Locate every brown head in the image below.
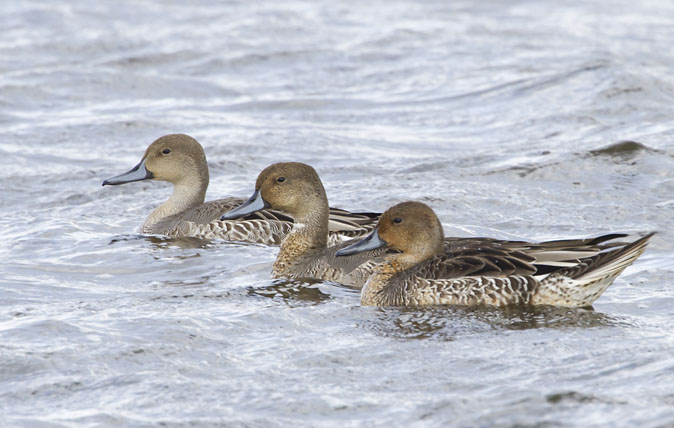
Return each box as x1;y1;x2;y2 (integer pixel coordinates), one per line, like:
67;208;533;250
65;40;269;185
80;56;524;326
102;134;209;187
221;162;328;222
336;201;444;267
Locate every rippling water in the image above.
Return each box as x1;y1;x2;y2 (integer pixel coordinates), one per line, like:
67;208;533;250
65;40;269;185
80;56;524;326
2;1;674;426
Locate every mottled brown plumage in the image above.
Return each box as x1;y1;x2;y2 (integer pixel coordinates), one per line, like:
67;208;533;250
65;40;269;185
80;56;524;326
102;135;379;244
337;202;654;307
221;162;387;287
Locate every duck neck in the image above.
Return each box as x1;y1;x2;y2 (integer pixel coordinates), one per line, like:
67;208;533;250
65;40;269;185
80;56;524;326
361;258;407;306
272;198;330;276
143;175;208;231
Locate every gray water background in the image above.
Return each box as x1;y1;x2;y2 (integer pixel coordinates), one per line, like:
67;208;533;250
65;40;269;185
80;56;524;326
1;0;674;426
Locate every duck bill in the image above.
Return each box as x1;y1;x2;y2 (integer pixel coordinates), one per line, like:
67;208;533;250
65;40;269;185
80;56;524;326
220;190;269;220
336;228;388;257
102;159;153;186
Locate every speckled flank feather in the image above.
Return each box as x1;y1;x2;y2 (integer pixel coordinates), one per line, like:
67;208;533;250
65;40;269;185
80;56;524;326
362;259;538;307
184;217;370;246
186;219;294;245
405;276;538;307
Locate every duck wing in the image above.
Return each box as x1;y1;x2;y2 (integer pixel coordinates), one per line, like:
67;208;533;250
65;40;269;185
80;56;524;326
327;208;380;241
431;233;631;279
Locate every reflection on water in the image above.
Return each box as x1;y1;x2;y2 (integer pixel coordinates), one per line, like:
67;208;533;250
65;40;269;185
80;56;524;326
362;305;630;340
495;305;631;330
110;233;224;250
246;278;334;306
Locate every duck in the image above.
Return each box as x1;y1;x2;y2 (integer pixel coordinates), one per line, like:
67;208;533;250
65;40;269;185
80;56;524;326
336;201;654;307
102;134;379;245
220;162;388;287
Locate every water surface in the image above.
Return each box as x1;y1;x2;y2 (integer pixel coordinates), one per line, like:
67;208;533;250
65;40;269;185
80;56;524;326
1;1;674;426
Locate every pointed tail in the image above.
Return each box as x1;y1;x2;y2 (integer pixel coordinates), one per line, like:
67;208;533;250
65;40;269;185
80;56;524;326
532;233;655;307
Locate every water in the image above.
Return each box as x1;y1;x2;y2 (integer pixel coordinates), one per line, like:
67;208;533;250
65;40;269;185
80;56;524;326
1;0;674;426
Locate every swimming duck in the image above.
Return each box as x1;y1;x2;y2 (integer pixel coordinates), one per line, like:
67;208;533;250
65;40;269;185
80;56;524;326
102;134;378;244
336;201;654;307
220;162;387;287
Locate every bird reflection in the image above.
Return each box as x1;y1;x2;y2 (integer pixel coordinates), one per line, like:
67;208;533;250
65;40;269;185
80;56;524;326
247;278;333;306
361;305;630;340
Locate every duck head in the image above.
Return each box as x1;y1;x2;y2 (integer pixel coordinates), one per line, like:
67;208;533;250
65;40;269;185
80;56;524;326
102;134;208;186
336;201;444;267
221;162;327;221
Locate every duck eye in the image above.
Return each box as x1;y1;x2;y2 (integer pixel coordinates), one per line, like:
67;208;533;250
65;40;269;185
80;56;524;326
393;217;403;224
277;176;286;183
162;148;171;154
